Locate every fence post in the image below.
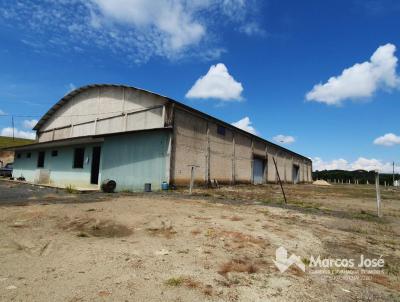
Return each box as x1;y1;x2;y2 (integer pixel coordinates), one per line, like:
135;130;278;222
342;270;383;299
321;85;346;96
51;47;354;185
375;172;382;218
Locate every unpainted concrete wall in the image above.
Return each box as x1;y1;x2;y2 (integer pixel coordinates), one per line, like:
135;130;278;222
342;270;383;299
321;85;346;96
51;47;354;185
0;151;14;167
171;108;312;186
38;86;165;142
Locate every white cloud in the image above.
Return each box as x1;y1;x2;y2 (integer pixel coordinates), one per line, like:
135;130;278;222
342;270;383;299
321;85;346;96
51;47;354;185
92;0;205;51
373;133;400;146
67;83;76;93
0;0;262;63
0;110;5;116
239;22;266;36
306;43;400;105
273;134;295;145
313;157;395;173
22;119;38;129
186;63;243;101
231;117;257;134
1;127;35;140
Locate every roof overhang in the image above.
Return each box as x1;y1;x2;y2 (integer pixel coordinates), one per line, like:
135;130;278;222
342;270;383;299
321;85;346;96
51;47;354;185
7;127;171;152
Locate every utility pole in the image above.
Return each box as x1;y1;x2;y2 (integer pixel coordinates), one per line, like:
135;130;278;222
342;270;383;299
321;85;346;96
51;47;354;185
11;115;14;140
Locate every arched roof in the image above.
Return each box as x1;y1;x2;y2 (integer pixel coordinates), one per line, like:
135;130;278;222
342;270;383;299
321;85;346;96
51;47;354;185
33;83;311;162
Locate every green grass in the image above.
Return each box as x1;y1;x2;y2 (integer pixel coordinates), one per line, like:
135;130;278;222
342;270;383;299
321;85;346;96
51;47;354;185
0;136;34;149
165;277;184;286
65;184;78;194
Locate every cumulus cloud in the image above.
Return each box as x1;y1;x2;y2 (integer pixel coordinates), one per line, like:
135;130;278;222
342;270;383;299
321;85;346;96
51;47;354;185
313;157;395;173
1;127;36;140
0;110;5;116
0;0;263;63
273;134;295;145
186;63;243;101
306;43;400;105
22;119;38;129
373;133;400;146
231;117;257;134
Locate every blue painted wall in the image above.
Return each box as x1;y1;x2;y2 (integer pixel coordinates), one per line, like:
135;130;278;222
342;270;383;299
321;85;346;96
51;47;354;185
13;144;99;187
12;130;169;191
100;130;169;191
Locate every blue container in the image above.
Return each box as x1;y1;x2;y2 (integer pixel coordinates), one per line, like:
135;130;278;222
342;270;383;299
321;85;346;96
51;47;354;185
161;181;169;191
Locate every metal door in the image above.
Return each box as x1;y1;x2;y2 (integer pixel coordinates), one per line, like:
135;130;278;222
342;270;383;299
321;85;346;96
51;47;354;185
253;158;264;184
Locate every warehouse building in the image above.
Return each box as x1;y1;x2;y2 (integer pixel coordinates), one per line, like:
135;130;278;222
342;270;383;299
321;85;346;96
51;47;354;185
11;84;312;191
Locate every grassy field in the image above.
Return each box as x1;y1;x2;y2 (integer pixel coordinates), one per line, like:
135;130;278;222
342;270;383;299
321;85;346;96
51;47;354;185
0;136;34;149
0;181;399;301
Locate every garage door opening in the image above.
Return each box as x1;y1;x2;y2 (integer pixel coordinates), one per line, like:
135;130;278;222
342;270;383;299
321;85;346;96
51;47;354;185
293;164;300;184
253;157;266;185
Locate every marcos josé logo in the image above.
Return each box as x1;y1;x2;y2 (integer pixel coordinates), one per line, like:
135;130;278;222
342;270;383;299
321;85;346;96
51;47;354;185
273;246;305;273
273;246;385;279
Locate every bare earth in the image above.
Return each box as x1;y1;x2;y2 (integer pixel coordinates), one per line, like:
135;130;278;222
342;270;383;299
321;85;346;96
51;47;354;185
0;181;399;301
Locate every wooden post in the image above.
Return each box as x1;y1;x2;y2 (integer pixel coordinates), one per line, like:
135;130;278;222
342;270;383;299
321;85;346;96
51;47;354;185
375;172;382;218
273;157;287;204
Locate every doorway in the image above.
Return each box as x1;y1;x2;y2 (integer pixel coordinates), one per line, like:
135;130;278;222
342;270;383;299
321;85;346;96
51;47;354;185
91;146;101;184
253;157;265;184
292;164;300;184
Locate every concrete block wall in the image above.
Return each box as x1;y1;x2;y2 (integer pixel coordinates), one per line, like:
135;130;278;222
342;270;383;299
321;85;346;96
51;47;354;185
171;108;312;186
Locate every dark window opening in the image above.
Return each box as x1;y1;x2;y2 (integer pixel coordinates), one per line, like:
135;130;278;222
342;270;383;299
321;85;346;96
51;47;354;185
51;150;58;157
17;153;21;159
27;153;31;158
37;151;45;168
217;125;226;136
73;148;85;168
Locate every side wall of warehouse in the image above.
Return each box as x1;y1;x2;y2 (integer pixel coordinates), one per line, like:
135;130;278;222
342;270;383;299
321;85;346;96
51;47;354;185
171;107;312;186
101;130;170;192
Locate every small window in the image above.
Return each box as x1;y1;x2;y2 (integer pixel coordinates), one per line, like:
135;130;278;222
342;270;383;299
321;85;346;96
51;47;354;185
217;125;226;136
26;153;31;158
51;150;58;157
37;151;45;168
73;148;85;168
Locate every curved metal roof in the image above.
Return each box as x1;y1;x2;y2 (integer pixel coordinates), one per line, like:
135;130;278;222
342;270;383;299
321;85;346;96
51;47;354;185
33;83;311;162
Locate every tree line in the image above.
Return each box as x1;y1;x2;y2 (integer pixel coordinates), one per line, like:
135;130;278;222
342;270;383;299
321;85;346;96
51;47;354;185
312;170;399;185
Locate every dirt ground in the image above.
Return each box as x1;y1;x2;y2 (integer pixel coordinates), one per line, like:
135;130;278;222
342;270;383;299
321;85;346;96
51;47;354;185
0;181;399;301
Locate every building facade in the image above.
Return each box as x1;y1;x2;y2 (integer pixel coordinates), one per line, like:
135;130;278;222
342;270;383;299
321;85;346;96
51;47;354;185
12;84;312;191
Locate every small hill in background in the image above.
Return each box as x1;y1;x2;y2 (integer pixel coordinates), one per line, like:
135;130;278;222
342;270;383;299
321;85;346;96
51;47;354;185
0;136;35;149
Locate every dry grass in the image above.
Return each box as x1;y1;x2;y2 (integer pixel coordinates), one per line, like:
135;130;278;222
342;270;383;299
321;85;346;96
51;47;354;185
60;217;133;238
219;230;267;248
218;258;259;277
190;229;202;236
164;276;214;296
146;225;177;239
229;215;243;221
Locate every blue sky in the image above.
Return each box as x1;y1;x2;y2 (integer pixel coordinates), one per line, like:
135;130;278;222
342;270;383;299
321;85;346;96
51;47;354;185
0;0;399;172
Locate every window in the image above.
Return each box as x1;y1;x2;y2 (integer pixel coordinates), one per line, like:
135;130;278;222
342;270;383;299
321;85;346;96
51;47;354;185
27;153;31;158
17;153;21;159
73;148;85;168
37;151;45;168
51;150;58;157
217;125;226;136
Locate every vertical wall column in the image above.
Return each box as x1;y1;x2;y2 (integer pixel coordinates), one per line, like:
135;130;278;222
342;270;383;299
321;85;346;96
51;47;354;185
251;138;254;184
264;145;268;183
231;133;236;184
206;122;211;185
